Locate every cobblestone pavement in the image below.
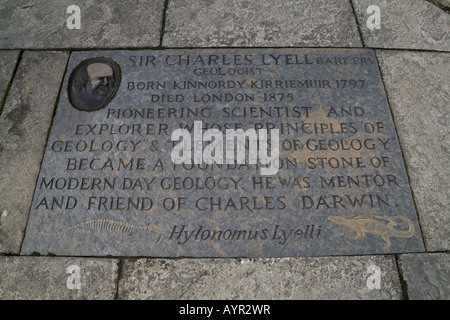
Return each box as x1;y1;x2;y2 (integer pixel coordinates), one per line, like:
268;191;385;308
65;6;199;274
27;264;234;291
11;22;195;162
0;0;448;300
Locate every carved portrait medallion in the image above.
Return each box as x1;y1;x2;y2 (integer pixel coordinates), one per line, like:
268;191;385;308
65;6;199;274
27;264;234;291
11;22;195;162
68;57;121;111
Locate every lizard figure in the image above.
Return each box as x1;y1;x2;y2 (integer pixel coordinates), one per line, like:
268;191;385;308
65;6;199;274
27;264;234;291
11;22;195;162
328;215;415;249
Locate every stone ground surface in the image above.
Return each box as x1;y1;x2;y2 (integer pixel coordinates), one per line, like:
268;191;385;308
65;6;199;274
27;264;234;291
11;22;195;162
0;0;449;300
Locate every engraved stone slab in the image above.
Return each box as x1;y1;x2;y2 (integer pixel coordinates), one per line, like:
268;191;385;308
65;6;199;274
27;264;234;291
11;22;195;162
21;49;425;257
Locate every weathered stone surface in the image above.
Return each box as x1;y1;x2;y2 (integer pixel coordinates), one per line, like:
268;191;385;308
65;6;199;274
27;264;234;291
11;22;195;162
0;51;69;253
118;256;402;299
376;50;450;251
399;253;450;300
0;51;19;106
0;0;164;49
352;0;450;51
164;0;362;47
0;256;118;299
431;0;450;10
20;48;424;257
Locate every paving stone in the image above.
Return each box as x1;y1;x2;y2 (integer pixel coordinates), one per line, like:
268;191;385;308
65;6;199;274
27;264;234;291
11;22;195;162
431;0;450;10
0;256;118;299
0;0;164;49
163;0;362;47
352;0;450;51
118;256;402;300
399;253;450;300
0;51;69;253
376;51;450;251
0;51;20;107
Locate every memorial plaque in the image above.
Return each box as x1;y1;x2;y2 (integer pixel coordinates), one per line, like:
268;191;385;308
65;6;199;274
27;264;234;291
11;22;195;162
21;49;425;257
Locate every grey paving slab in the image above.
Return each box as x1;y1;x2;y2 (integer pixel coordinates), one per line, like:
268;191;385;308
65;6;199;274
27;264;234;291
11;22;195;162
0;50;19;107
0;51;68;254
118;256;402;300
352;0;450;51
0;256;118;299
163;0;362;47
0;0;164;49
399;253;450;300
376;50;450;251
431;0;450;10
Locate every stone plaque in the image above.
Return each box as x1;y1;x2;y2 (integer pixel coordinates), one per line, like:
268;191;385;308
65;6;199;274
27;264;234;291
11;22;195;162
21;49;425;257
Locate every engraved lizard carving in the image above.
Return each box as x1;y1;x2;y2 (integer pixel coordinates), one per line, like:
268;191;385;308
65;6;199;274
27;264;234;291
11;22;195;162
328;215;415;249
